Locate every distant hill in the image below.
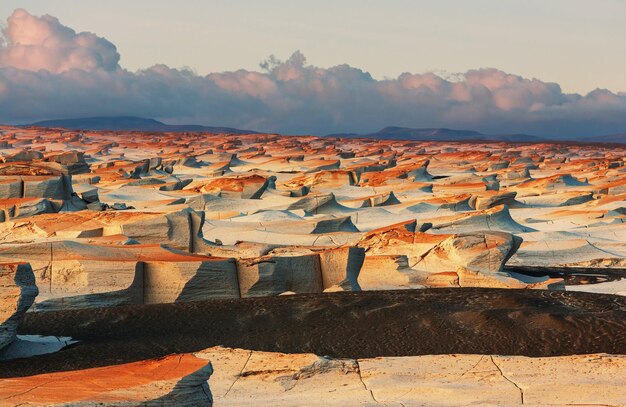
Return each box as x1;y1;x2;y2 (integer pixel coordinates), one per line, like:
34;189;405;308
588;132;626;144
28;116;258;134
328;126;543;142
25;118;626;144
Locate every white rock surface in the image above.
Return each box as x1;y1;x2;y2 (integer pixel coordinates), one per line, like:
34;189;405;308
198;347;626;406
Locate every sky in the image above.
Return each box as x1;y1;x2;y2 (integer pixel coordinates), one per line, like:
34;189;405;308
0;2;625;137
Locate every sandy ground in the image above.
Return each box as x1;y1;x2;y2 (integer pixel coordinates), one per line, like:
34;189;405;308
2;289;624;378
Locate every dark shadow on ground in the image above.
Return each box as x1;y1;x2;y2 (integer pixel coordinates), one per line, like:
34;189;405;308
3;288;625;377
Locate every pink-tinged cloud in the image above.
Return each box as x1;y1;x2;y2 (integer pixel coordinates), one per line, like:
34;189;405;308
0;8;119;73
1;9;626;137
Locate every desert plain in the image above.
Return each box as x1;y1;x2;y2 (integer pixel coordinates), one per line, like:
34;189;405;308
0;125;625;406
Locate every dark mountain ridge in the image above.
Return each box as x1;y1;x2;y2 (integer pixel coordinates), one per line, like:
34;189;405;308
22;117;626;144
27;116;258;134
328;126;543;142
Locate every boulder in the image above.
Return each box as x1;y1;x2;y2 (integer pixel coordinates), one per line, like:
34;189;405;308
469;191;517;210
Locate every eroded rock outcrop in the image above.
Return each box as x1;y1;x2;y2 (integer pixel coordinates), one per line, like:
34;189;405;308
0;242;240;310
355;220;553;288
0;125;623;302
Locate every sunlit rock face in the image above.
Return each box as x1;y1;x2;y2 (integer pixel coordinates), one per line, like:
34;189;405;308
0;124;626;310
2;347;624;406
0;353;214;406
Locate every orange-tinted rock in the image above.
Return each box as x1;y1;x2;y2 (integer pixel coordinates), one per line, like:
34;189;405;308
0;354;212;405
0;124;623;300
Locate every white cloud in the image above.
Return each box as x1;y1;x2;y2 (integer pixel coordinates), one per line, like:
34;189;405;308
1;9;626;137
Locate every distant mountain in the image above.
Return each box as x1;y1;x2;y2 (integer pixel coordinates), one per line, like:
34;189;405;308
28;116;258;134
25;118;625;144
328;126;543;142
588;132;626;144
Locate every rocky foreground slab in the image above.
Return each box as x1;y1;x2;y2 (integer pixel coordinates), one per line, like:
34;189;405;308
1;347;624;406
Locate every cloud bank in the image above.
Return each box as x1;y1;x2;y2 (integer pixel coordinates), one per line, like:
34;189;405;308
1;8;626;137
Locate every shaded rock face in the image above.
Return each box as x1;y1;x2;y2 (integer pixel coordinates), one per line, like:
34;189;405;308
235;247;366;297
144;259;240;304
0;240;368;310
122;207;206;252
46;151;90;174
237;253;324;297
0;161;89;222
0;174;73;201
0;242;243;311
0;262;38;350
318;247;365;291
0;232;521;310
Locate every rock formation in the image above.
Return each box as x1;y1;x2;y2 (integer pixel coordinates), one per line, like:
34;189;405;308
0;124;623;315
